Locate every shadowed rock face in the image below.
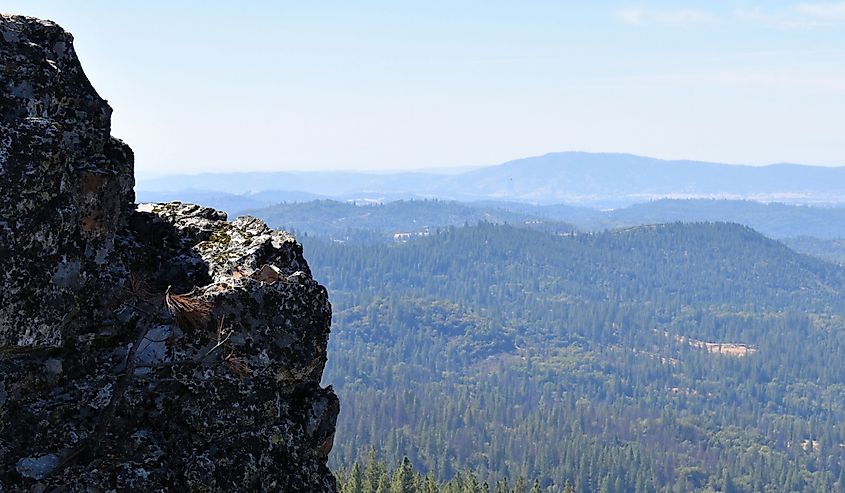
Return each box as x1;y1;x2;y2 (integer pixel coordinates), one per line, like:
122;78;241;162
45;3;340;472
0;14;338;492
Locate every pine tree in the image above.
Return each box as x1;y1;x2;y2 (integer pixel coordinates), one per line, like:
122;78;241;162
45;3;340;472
346;463;365;493
365;448;386;493
463;471;482;493
495;479;510;493
391;457;417;493
376;472;391;493
424;472;440;493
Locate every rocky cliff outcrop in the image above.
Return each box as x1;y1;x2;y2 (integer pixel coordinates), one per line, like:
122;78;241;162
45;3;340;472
0;14;338;491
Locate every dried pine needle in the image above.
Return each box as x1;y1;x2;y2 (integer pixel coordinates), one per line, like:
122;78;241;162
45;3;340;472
224;353;251;378
164;287;213;331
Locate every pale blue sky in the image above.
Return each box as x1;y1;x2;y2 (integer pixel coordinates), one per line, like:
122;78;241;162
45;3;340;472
5;1;845;175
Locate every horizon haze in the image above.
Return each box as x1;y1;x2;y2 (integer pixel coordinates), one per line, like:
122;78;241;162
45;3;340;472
4;1;845;175
136;151;845;208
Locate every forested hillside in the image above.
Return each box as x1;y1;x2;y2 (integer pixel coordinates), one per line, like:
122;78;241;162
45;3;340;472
335;453;562;493
310;223;845;492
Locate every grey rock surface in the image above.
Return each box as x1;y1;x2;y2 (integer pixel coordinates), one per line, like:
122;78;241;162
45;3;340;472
0;14;338;492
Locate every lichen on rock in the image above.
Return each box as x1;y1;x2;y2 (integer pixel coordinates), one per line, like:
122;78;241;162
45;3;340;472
0;14;338;492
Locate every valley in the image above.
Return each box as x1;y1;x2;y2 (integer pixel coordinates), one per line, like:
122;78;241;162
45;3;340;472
307;222;845;491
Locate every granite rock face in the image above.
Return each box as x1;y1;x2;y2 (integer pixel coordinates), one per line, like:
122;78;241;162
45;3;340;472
0;14;338;492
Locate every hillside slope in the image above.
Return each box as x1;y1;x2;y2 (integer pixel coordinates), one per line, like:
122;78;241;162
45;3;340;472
311;223;845;491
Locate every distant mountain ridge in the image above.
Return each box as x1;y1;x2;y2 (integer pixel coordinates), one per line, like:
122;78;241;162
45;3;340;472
241;198;845;242
246;199;576;241
137;152;845;207
601;199;845;239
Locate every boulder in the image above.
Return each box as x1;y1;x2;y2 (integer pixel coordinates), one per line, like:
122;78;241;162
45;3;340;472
0;14;338;492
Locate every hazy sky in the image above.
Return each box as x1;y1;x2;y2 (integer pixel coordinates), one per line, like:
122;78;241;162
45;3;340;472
5;1;845;175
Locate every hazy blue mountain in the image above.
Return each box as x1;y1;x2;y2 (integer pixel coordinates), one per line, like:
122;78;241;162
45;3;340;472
136;189;267;215
489;199;845;239
468;199;608;225
446;153;845;206
136;170;447;197
782;236;845;265
238;189;329;204
135;189;330;216
602;199;845;239
471;199;845;238
242;198;845;241
245;199;576;241
137;152;845;207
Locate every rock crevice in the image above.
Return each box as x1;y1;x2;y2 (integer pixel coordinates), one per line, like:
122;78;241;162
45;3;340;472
0;14;338;492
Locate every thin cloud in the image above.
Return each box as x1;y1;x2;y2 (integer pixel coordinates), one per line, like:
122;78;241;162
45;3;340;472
613;6;717;26
735;2;845;28
589;68;845;94
796;1;845;19
613;7;644;25
654;8;718;25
